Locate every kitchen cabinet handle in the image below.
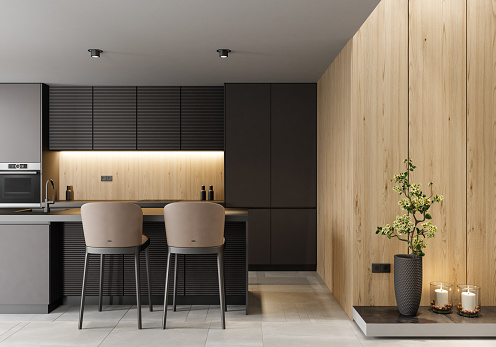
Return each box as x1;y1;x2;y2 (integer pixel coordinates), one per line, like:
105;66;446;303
0;171;39;175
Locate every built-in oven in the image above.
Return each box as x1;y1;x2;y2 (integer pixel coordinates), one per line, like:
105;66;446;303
0;163;41;207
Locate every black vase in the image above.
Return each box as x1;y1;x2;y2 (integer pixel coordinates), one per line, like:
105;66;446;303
394;254;423;316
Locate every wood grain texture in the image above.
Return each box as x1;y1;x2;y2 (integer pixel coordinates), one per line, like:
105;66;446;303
352;0;409;308
58;152;224;201
467;0;496;305
409;0;467;305
317;39;353;317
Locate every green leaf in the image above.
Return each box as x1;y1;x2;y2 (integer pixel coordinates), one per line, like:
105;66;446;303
425;213;432;219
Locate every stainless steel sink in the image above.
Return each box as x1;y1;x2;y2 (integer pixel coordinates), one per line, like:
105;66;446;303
15;208;69;213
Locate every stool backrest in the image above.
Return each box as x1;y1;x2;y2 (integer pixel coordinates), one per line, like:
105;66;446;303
81;202;143;248
164;202;225;248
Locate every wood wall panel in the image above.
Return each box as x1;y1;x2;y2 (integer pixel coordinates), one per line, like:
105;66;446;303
409;0;467;305
58;152;224;201
317;40;353;317
467;0;496;305
352;0;409;307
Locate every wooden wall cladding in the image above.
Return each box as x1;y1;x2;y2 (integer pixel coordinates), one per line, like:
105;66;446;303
352;0;408;308
409;0;467;306
467;0;496;306
317;40;353;317
58;151;224;201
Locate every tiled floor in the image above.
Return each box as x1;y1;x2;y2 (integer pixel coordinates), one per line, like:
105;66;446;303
0;272;495;346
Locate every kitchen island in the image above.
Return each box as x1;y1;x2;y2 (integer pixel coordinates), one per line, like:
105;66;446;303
0;207;248;314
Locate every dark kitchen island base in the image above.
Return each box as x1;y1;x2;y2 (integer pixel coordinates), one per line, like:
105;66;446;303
58;221;247;310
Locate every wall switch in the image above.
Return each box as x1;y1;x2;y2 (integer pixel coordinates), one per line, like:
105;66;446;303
372;263;391;273
101;176;107;182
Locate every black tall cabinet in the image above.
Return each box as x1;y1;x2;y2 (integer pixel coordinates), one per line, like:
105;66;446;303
225;83;316;268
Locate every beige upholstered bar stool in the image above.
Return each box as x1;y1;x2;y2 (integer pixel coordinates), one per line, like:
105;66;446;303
79;202;152;330
163;202;226;329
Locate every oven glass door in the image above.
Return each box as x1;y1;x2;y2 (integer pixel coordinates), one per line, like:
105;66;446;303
0;172;41;203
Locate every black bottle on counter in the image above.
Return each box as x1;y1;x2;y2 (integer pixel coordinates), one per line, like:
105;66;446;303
200;185;206;200
208;185;214;201
66;186;72;201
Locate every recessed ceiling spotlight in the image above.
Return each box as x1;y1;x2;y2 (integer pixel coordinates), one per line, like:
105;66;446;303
88;49;103;58
216;49;231;58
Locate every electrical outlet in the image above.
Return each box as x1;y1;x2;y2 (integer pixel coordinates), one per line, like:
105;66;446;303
372;263;391;273
101;176;107;182
106;176;113;182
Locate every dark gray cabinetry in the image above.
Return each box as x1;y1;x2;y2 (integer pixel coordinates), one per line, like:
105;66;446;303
49;86;93;150
181;87;224;150
270;84;316;208
248;209;271;265
137;87;180;150
93;87;137;150
270;209;316;265
0;84;43;162
225;84;271;207
0;224;62;313
225;83;316;267
49;86;223;151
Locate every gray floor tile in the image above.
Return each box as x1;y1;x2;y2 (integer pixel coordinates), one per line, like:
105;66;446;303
206;321;263;346
0;321;113;346
99;321;209;347
55;305;131;323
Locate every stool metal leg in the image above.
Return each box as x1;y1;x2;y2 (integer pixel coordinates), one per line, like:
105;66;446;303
162;250;172;329
173;254;178;312
217;250;226;329
98;254;104;312
145;247;153;312
134;250;142;329
78;251;90;330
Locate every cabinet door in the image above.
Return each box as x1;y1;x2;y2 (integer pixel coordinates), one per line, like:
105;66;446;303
0;225;49;304
225;84;271;207
270;84;317;207
248;209;271;265
271;209;316;265
0;84;41;162
49;86;93;150
137;87;180;150
93;87;137;150
181;87;224;150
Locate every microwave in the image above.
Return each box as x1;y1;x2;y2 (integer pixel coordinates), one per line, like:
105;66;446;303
0;163;41;207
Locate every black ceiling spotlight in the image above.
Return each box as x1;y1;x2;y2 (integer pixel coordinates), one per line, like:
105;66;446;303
88;49;103;58
217;49;231;58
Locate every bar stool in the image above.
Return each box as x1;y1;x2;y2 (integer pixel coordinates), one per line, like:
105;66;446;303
79;202;152;330
162;202;226;329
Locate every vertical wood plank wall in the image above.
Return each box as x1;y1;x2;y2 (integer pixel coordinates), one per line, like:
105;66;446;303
58;152;224;201
318;0;496;316
352;0;409;307
409;0;467;306
467;0;496;306
317;40;353;317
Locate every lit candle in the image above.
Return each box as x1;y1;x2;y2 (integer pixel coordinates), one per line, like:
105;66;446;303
461;291;476;311
435;288;448;307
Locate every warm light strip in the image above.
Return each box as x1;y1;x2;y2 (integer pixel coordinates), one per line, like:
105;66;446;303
59;151;224;158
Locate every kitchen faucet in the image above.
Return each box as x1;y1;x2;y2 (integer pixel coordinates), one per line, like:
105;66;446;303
44;179;54;213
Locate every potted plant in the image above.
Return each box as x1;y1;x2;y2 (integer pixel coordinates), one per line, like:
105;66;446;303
376;159;444;316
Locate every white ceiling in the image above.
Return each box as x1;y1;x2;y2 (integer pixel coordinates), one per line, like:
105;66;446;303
0;0;380;86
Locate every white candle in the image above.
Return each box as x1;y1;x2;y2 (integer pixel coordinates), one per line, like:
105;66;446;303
461;291;476;311
435;288;448;307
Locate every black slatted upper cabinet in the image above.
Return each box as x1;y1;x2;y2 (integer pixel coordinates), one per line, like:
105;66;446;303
49;87;93;150
137;87;180;150
93;87;137;150
48;86;224;151
181;87;224;150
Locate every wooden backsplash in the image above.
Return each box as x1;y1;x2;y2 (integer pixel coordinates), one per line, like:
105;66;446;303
58;151;224;201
